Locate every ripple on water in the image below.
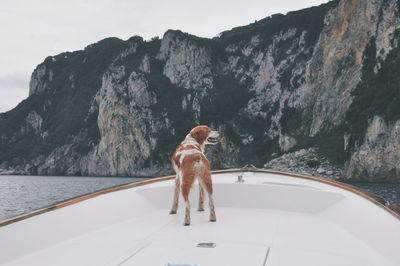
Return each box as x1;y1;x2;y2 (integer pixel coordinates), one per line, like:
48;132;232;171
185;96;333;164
0;175;146;221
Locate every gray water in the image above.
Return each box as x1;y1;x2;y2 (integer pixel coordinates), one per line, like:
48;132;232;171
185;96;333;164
0;175;399;222
344;182;400;205
0;175;146;222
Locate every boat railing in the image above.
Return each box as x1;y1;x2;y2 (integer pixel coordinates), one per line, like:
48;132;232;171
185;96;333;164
236;164;257;183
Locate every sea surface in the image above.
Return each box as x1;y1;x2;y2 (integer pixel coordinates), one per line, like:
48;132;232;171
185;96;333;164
0;175;399;222
0;175;146;222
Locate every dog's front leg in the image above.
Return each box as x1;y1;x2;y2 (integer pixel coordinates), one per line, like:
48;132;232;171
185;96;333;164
169;176;180;214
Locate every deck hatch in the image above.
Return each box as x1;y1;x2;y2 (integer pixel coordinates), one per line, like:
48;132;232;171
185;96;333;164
196;242;216;248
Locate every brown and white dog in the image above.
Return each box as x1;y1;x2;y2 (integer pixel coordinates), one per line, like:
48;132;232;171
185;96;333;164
169;125;219;226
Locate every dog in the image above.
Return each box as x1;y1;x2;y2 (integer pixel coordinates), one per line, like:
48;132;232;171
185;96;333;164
169;125;219;226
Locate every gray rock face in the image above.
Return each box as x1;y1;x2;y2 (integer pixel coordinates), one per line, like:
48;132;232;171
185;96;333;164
159;31;213;92
23;111;43;135
306;0;375;135
158;31;214;122
346;116;400;182
265;148;343;179
84;67;160;176
306;0;400;136
2;0;400;181
37;135;83;176
29;64;53;96
221;26;314;154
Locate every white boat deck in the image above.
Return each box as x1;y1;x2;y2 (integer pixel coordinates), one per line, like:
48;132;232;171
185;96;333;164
0;171;399;266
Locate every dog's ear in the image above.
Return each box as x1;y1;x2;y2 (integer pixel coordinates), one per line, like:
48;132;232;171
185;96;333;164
190;126;210;144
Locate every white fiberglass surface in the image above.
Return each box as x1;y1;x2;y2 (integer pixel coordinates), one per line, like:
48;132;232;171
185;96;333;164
121;241;269;266
0;172;399;266
137;182;344;213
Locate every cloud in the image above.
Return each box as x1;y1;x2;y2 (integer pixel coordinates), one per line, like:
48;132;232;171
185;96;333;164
0;73;29;113
0;86;28;113
0;73;29;90
0;0;329;113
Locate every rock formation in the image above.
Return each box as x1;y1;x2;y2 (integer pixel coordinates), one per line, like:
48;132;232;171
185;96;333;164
1;0;400;182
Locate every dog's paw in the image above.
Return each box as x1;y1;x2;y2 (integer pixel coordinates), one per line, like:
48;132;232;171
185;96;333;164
169;210;177;215
183;221;190;226
197;208;205;212
209;217;217;222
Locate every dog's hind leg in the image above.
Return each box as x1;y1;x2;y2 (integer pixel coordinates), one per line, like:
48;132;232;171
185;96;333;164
182;182;192;226
208;194;216;222
198;182;205;212
181;172;196;226
202;172;216;222
169;176;180;214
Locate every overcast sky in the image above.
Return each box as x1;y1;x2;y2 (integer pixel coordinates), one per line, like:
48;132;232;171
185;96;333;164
0;0;328;113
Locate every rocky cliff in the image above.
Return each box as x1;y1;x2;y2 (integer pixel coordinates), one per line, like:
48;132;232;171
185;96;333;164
1;0;400;181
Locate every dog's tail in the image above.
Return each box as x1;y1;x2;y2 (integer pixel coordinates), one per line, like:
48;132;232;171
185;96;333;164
193;154;206;178
192;154;206;172
192;154;203;165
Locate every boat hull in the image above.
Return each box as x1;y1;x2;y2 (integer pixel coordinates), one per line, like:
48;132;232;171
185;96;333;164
0;169;399;266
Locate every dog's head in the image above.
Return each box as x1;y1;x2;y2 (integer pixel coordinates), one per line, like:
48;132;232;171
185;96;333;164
190;125;219;146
